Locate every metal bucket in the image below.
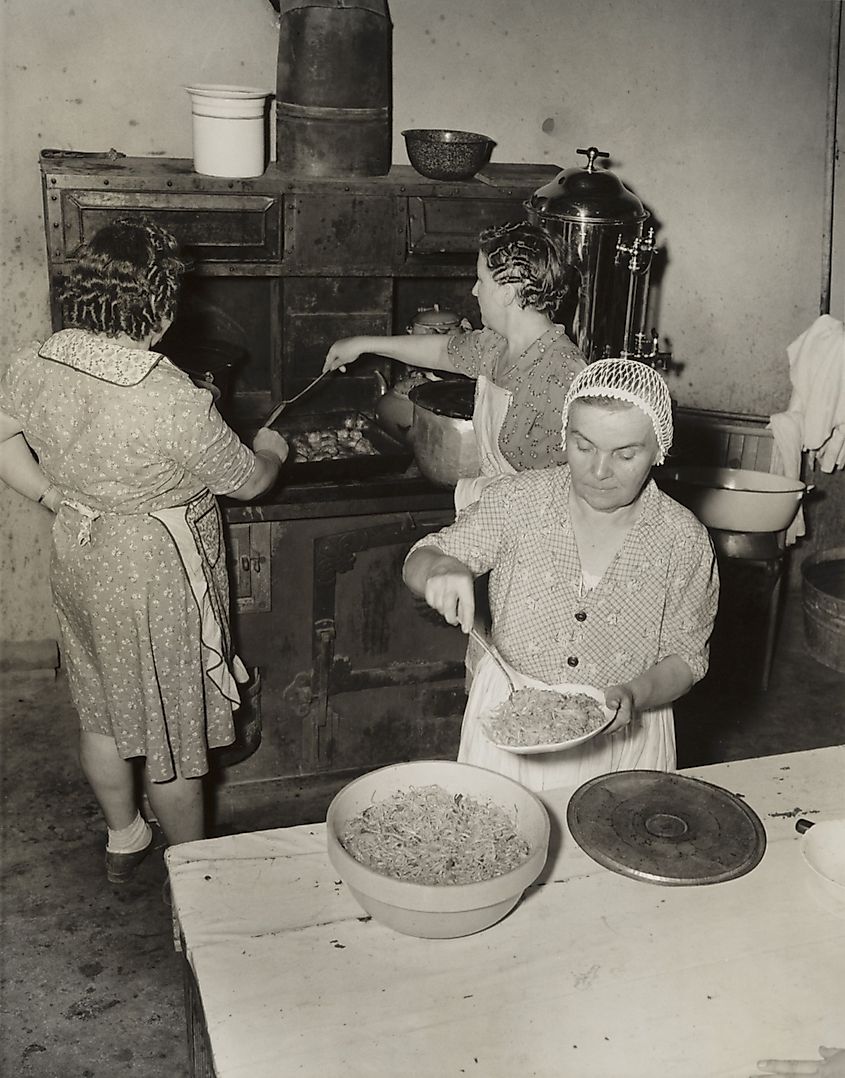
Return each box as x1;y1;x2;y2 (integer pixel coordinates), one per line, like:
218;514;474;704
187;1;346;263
801;547;845;673
276;0;392;177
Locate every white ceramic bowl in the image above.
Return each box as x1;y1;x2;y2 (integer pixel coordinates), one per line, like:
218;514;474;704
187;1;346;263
656;465;805;533
326;760;550;938
801;819;845;913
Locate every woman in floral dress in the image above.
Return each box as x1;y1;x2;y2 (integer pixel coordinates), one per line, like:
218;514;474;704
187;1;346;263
323;220;587;684
0;219;288;881
323;219;587;512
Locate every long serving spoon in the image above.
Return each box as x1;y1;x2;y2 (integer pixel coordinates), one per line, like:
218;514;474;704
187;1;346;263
260;369;333;431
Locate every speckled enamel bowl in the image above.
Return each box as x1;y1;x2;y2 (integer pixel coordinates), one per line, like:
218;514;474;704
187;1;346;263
401;129;495;181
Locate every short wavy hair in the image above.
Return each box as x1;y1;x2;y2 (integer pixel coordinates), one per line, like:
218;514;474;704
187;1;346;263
479;220;569;318
61;217;186;339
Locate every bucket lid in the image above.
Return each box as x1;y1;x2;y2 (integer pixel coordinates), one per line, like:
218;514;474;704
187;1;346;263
567;770;767;886
408;378;474;419
411;305;461;329
185;84;271;100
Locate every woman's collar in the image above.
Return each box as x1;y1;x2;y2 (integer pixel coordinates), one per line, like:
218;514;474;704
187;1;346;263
39;328;162;387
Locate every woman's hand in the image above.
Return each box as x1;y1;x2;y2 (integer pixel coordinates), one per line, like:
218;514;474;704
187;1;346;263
603;655;695;732
755;1047;845;1076
403;547;475;633
252;427;289;465
0;417;64;511
229;428;289;501
39;485;63;514
602;683;634;733
323;337;367;374
424;564;475;633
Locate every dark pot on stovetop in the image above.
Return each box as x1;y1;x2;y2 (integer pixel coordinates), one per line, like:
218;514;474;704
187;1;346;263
161;337;247;402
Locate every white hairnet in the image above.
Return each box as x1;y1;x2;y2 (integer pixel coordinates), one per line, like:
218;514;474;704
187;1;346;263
562;359;673;464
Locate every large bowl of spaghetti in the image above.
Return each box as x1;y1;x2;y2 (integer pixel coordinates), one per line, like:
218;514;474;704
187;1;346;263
326;761;550;938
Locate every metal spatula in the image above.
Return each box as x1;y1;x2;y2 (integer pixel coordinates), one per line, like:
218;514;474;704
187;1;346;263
260;369;333;430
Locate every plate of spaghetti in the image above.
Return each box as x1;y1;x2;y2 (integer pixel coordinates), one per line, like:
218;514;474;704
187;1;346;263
482;683;617;754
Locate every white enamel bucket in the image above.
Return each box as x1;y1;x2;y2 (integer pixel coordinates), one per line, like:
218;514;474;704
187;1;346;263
185;84;270;178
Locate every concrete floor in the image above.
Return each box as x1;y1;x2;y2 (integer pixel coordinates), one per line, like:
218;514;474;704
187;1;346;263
2;583;844;1078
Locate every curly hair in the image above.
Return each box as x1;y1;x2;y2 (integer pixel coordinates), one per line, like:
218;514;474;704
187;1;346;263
479;220;569;317
61;218;186;340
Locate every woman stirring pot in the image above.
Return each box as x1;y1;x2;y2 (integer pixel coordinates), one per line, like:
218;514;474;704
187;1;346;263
0;219;288;880
323;219;587;512
403;359;719;791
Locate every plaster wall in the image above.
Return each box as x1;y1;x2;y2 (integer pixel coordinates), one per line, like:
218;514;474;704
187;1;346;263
1;0;842;643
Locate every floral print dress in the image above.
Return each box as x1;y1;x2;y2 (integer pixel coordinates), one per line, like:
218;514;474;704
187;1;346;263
0;330;256;781
447;325;586;469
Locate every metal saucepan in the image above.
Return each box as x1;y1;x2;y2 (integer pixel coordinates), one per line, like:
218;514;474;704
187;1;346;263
407;378;479;487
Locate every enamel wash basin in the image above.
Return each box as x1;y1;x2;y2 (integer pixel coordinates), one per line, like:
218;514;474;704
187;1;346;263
655;465;806;533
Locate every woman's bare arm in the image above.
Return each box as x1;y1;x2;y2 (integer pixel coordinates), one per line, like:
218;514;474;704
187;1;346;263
226;428;289;502
0;409;61;511
323;334;457;375
603;655;694;732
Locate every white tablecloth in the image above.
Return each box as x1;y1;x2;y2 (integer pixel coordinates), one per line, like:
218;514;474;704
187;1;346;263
167;747;845;1078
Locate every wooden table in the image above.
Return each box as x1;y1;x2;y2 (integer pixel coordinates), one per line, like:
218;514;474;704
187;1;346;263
167;747;845;1078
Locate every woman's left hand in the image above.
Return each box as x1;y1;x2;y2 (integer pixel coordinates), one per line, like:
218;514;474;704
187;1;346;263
602;683;635;733
40;485;63;513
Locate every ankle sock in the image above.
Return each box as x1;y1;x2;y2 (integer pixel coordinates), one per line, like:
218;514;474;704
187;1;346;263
107;812;152;854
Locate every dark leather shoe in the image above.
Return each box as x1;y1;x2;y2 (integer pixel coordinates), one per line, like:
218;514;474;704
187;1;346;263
106;838;153;884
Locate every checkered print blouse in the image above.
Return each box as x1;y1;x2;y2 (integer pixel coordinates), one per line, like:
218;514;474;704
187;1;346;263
409;466;719;688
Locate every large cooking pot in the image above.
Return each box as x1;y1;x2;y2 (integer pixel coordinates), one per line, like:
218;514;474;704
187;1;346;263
160;336;247;402
408;378;479;487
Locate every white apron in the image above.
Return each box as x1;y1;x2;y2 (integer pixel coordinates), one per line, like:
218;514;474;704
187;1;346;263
150;493;249;706
454;375;517;513
60;490;248;707
457;648;676;792
453;376;518;683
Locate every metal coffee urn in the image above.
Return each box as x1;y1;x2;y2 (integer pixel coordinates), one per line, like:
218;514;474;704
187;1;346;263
526;147;669;368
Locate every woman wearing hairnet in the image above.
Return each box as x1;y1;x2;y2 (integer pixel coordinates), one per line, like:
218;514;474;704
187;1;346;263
403;359;719;790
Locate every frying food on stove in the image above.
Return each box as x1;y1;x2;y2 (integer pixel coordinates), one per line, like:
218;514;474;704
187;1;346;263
484;688;608;747
289;418;378;462
339;783;531;885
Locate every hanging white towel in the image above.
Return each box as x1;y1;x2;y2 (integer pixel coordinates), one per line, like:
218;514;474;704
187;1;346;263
768;411;806;544
768;314;845;543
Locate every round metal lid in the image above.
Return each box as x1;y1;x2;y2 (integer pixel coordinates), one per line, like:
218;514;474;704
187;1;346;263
408;377;475;419
410;305;461;329
566;770;767;886
526;146;648;226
